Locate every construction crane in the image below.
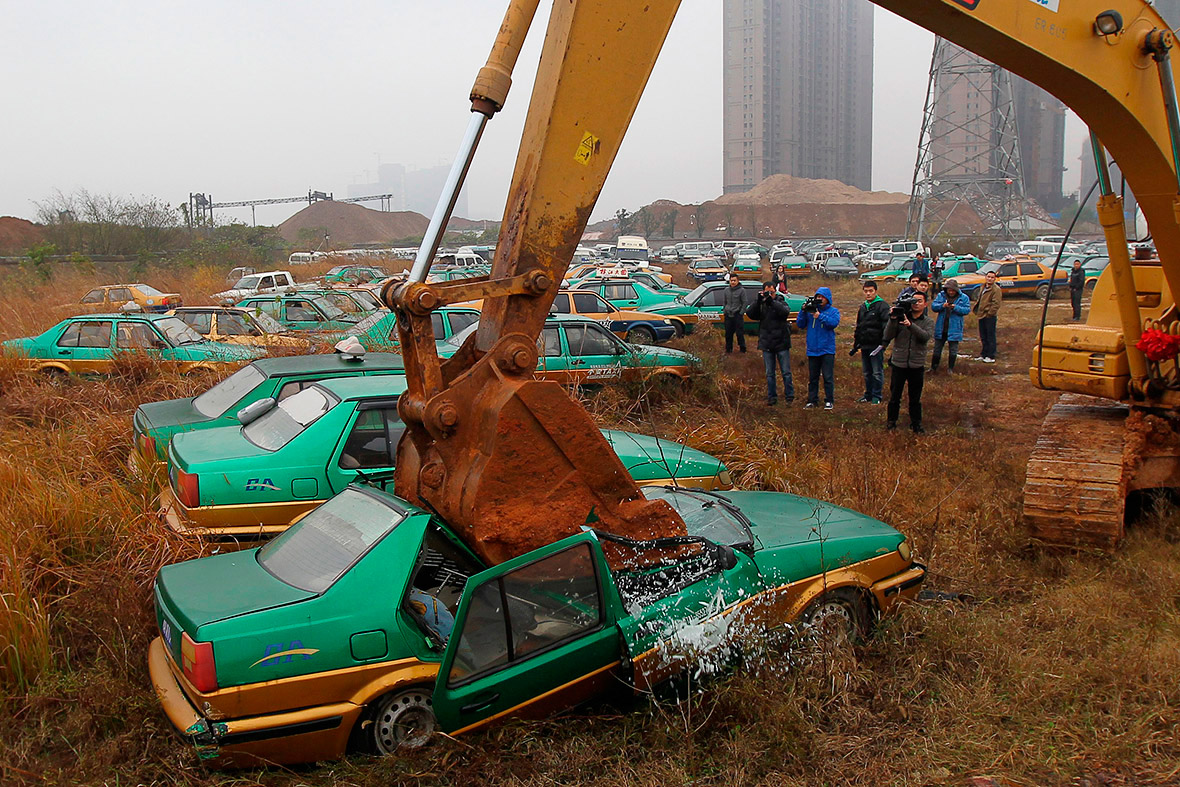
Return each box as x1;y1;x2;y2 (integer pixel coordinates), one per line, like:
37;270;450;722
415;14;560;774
384;0;1180;563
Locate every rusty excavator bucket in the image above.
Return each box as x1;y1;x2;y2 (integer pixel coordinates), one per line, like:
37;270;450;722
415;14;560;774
384;0;687;566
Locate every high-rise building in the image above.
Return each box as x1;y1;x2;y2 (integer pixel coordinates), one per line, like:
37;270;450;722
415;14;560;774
722;0;874;194
1012;77;1067;213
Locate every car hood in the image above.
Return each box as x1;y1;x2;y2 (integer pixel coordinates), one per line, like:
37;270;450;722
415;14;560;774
187;341;266;361
171;423;271;470
157;550;315;631
629;345;699;365
603;429;724;482
717;490;903;575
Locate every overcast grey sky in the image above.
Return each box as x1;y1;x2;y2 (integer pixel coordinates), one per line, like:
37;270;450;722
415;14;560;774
0;2;1085;226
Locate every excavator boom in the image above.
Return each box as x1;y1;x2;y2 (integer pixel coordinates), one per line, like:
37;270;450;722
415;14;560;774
390;0;1180;559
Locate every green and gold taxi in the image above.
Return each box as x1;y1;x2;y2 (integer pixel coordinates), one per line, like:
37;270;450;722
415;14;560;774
2;314;262;376
132;352;408;470
158;374;730;540
551;289;683;344
235;293;365;332
646;281;806;335
441;315;700;389
148;481;924;766
345;304;482;351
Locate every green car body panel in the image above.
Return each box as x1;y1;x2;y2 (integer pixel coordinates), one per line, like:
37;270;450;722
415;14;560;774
343;305;482;351
163;372;729;535
235;293;364;332
149;484;923;764
2;313;263;374
570;278;684;312
133;353;407;463
647;281;805;335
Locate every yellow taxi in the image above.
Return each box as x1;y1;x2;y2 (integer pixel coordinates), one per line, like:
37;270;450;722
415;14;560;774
79;283;182;313
166;307;313;352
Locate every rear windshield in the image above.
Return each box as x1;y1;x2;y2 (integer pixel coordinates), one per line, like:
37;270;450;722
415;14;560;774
257;488;406;592
137;284;165;296
243;385;339;451
192;364;266;418
154;318;203;346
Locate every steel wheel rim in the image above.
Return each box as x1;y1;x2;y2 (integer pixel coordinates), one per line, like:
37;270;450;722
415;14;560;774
373;689;435;754
810;600;854;643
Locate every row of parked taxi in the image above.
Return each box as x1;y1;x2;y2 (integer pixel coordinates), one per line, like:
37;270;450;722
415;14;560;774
8;262;927;768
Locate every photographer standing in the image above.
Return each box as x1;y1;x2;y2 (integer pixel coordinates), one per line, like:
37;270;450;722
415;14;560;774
796;286;841;410
853;281;890;404
883;290;934;433
746;281;794;405
930;278;971;374
722;273;749;354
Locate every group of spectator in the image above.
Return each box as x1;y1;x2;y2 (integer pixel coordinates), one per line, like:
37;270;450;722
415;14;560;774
720;263;1007;433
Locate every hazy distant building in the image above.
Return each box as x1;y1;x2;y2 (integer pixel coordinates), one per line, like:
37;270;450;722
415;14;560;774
1013;77;1066;213
347;163;467;217
722;0;874;194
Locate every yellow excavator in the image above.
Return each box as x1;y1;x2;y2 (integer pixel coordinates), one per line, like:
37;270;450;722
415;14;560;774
384;0;1180;562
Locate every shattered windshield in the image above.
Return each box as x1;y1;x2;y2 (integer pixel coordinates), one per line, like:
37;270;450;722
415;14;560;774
154;318;204;346
243;385;339;451
641;487;752;549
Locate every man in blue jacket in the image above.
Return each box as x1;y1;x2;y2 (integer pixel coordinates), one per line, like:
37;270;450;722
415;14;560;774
796;286;841;409
930;278;972;373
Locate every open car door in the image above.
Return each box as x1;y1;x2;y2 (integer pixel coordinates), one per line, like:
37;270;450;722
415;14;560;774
432;533;623;736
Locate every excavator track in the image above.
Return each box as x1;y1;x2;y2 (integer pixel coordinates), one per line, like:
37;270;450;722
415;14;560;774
1023;394;1130;551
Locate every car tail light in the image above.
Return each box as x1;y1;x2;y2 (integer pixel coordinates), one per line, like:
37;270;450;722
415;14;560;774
181;632;218;692
175;469;200;508
138;432;156;460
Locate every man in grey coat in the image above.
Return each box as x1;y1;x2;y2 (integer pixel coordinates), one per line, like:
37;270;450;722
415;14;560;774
722;273;749;353
882;289;934;433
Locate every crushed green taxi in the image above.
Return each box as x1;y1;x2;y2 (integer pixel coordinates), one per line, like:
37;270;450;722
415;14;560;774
148;482;924;766
158;374;731;539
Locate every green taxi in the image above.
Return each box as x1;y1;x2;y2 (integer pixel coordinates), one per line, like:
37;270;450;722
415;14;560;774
132;352;408;468
159;374;731;539
236;293;364;332
551;290;682;344
730;250;763;277
344;304;482;351
2;314;263;376
859;258;915;284
323;265;389;285
148;482;924;766
570;278;683;313
646;281;805;335
440;315;700;389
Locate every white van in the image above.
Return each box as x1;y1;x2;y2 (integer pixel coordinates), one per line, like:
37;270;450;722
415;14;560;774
886;240;928;257
616;235;650;263
288;251;327;265
1018;240;1062;257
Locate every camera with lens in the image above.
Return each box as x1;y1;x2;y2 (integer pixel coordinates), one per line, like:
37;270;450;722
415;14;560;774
891;294;918;321
803;294;823;312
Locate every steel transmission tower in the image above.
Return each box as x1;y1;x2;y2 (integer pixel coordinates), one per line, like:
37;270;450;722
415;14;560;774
907;38;1029;243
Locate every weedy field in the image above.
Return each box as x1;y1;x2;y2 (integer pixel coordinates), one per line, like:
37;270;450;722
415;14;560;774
1;263;1178;786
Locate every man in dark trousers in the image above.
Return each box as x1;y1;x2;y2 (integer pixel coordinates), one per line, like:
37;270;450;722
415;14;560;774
852;280;890;404
746;281;793;405
722;273;748;353
796;286;841;410
972;269;1003;363
883;290;934;433
1069;258;1086;320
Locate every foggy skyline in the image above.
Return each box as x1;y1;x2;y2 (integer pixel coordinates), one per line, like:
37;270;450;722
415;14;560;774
1;2;1085;228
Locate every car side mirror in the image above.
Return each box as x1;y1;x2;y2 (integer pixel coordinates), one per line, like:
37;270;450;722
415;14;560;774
713;543;739;571
237;397;276;425
151;339;169;350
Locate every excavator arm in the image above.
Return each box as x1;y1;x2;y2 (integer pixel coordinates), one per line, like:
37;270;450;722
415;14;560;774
387;0;1180;562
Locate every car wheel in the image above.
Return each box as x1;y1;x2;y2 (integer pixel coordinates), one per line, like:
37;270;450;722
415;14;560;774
626;325;657;345
363;687;437;754
1035;283;1051;301
670;320;686;339
38;366;68;382
1085;278;1097;292
800;587;871;646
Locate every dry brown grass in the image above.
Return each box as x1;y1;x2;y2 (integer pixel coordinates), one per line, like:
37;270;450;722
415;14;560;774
0;265;1178;786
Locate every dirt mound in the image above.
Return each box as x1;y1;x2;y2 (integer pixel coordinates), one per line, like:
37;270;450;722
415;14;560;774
0;217;44;254
715;174;909;207
278;202;429;246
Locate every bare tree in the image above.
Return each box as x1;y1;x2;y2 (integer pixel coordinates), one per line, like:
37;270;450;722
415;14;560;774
35;189;182;255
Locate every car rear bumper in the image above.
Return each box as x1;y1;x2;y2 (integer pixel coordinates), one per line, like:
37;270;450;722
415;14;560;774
148;637;361;767
156;488;309;541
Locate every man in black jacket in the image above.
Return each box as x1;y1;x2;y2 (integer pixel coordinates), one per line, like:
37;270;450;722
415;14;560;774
746;281;794;405
853;281;890;404
1069;258;1086;320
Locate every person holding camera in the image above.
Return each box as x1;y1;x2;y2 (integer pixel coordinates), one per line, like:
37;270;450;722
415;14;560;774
883;289;933;433
746;281;794;405
796;286;841;410
722;273;749;354
929;278;971;374
852;281;890;404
